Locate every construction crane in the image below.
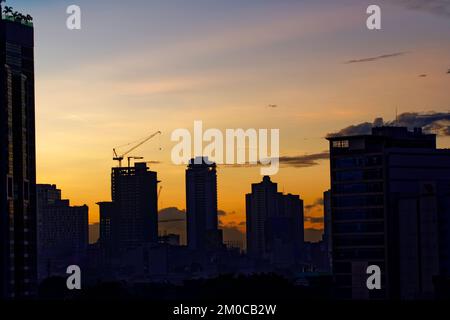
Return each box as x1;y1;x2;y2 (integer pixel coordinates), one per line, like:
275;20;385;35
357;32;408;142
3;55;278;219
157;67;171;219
113;131;161;167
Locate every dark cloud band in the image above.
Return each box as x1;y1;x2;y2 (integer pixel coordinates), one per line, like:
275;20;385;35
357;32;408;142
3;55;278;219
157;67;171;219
328;112;450;137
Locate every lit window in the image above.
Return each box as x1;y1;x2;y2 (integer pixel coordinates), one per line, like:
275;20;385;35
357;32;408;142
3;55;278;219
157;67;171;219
333;140;349;148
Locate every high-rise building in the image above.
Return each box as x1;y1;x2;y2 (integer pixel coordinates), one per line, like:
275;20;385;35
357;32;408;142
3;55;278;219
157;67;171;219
99;162;159;253
0;9;37;299
327;126;450;299
246;176;304;266
186;157;222;251
36;184;88;281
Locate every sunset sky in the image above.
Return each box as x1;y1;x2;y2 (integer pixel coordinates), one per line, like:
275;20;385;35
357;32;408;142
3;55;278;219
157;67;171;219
8;0;450;237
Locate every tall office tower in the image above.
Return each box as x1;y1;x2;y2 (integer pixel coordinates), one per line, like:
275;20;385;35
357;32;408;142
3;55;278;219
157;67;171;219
36;184;88;281
105;162;159;251
0;10;37;298
327;126;450;299
186;157;222;251
246;176;304;265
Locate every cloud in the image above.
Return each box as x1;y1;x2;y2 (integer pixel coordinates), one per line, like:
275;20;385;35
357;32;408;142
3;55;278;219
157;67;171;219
159;207;186;220
393;112;450;135
304;217;324;224
221;152;329;169
304;198;324;211
390;0;450;18
327;112;450;137
304;197;324;231
345;52;408;64
278;152;329;168
218;210;236;216
327;121;375;137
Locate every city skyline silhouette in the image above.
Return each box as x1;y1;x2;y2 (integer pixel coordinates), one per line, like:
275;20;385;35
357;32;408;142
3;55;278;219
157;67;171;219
2;0;450;304
13;0;447;238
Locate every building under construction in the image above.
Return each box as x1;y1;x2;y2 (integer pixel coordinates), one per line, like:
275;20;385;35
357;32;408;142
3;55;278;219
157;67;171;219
99;163;159;254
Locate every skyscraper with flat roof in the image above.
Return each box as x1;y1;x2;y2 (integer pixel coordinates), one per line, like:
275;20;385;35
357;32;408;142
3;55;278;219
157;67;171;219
328;126;450;299
0;8;37;299
246;176;304;266
186;157;222;251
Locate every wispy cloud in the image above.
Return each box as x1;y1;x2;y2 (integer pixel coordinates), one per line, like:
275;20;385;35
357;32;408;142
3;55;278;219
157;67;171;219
327;121;376;137
304;197;325;231
390;0;450;18
222;152;329;169
328;111;450;137
305;216;324;224
278;153;329;168
345;52;408;64
305;198;324;211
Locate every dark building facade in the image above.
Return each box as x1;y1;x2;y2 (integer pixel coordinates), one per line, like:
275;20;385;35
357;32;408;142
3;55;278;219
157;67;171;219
323;190;332;272
36;184;88;281
98;201;117;253
328;126;450;299
99;162;159;253
186;157;222;251
246;176;304;266
0;11;37;299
